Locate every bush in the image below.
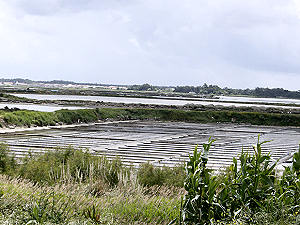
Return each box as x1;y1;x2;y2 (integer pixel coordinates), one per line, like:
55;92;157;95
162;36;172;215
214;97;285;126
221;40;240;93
2;107;300;128
138;163;166;187
3;111;57;127
137;163;185;187
55;109;101;124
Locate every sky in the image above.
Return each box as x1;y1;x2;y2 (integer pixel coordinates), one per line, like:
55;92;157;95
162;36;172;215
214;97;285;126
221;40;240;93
1;0;300;90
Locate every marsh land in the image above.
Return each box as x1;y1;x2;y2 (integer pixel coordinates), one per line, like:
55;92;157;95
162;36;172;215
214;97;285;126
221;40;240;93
0;82;299;224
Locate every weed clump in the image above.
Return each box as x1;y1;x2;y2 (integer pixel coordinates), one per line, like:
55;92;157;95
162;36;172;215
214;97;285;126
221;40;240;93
17;147;124;188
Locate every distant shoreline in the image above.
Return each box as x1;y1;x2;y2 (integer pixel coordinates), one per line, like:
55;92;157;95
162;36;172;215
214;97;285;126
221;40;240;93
2;92;300;113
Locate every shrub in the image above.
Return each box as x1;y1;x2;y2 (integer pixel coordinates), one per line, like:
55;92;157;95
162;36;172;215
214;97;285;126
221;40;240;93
55;109;100;124
137;163;185;187
138;163;166;187
3;111;57;127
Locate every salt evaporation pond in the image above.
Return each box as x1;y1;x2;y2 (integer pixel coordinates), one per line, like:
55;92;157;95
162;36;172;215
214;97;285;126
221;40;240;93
1;121;298;170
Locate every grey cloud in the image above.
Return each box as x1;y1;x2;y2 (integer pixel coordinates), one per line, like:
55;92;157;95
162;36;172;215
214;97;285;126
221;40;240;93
0;0;300;89
125;0;300;74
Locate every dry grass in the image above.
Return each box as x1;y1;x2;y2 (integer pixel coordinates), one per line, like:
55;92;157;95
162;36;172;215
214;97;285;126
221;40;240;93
0;174;182;224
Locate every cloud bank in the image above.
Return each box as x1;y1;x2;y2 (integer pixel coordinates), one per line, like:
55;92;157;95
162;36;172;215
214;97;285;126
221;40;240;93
0;0;300;89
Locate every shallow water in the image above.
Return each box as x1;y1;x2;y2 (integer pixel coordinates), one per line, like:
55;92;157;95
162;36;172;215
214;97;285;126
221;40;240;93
219;96;300;105
0;103;84;112
11;93;300;109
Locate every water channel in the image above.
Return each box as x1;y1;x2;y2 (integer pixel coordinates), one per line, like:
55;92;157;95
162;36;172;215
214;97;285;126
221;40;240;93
10;93;300;110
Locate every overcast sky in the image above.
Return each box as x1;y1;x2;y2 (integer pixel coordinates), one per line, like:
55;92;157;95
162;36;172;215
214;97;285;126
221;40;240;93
1;0;300;90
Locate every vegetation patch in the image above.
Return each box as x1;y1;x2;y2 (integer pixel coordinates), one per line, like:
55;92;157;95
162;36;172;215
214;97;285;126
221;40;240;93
0;145;182;224
98;108;300;126
1;107;300;128
3;110;57;127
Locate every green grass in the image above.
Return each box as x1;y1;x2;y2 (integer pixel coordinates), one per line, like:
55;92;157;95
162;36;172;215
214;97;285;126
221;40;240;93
1;107;300;128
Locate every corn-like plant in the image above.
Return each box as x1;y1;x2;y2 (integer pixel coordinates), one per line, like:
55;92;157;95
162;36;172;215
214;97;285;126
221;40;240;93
217;135;277;222
233;136;275;211
182;137;223;224
181;136;294;224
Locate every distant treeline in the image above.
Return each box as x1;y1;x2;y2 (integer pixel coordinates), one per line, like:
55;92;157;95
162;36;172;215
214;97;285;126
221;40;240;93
173;84;300;99
0;78;126;87
128;83;156;91
2;78;300;99
129;83;300;99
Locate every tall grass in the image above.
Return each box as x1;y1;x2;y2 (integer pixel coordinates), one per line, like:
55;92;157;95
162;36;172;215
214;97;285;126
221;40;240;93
0;175;181;224
17;147;125;188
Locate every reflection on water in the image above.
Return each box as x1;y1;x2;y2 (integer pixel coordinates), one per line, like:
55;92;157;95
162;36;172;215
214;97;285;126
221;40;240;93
10;93;300;109
219;96;300;105
0;103;84;112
